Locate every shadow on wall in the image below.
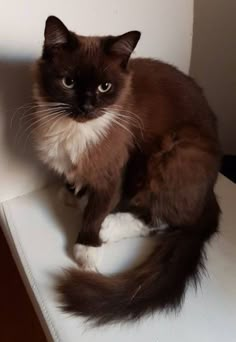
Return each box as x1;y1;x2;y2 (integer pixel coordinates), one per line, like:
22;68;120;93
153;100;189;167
0;60;36;160
190;0;236;154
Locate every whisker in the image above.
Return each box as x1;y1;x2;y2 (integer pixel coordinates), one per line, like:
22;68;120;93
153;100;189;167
102;111;142;150
114;112;142;127
22;113;70;152
112;112;145;140
10;101;70;128
22;107;70;125
110;105;144;127
23;111;65;127
103;112;135;138
109;104;142;117
104;105;144;129
22;112;68;150
15;110;66;145
22;104;70;118
103;107;145;140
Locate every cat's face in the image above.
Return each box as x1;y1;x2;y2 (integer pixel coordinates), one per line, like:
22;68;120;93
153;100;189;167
35;16;140;121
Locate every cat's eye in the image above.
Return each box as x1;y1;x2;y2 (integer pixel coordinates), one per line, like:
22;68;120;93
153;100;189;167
98;82;112;93
62;77;75;89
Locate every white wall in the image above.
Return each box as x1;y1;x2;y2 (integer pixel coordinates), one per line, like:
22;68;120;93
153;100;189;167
0;0;193;71
0;0;194;201
190;0;236;154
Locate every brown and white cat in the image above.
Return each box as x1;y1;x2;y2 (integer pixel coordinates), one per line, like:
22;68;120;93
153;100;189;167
33;16;221;324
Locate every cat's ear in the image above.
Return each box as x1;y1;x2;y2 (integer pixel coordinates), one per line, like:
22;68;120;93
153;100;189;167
44;16;70;47
105;31;141;66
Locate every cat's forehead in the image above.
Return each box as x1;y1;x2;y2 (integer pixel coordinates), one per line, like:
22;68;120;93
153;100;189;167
78;36;101;53
59;35;111;72
77;36;104;65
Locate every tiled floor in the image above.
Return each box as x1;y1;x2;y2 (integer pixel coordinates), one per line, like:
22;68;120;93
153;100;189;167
0;227;46;342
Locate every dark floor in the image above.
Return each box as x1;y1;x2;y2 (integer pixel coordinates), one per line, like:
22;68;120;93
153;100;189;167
0;227;46;342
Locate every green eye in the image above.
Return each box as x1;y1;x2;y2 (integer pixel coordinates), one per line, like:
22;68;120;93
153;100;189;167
62;77;74;89
98;82;112;93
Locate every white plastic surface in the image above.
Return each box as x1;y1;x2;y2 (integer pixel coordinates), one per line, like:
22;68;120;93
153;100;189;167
0;174;236;342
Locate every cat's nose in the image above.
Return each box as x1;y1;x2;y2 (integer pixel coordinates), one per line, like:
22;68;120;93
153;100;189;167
82;103;93;113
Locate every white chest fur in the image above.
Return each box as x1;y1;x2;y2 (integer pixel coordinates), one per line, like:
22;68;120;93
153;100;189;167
36;111;116;176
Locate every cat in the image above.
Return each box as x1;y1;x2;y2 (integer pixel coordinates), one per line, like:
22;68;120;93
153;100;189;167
33;16;221;324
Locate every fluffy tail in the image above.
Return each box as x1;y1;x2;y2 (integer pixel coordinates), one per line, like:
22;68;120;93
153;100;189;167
58;197;220;325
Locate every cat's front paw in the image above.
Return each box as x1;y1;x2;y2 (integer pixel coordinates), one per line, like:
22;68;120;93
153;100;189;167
73;244;103;271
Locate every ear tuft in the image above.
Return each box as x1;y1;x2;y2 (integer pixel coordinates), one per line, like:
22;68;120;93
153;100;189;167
44;16;69;46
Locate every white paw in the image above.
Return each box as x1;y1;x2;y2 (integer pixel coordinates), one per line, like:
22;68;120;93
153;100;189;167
100;214;116;243
73;244;103;271
100;213;150;243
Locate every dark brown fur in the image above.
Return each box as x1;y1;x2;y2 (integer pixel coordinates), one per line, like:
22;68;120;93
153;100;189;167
35;16;221;324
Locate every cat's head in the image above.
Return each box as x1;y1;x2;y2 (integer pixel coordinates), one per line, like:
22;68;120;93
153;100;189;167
34;16;140;121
